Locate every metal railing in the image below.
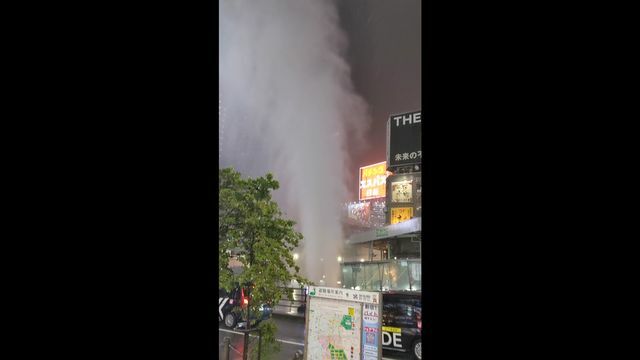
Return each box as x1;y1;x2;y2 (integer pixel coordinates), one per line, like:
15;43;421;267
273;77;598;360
221;327;262;360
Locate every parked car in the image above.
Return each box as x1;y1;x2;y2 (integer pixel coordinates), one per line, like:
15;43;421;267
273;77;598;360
218;287;272;329
382;291;422;360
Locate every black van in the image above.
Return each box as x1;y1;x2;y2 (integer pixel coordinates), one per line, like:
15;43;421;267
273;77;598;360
218;287;272;329
382;291;422;360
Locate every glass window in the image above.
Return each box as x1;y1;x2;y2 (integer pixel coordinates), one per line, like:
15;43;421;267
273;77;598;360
342;260;421;291
363;263;382;291
354;264;364;289
380;263;392;291
371;240;389;261
341;265;354;289
389;237;420;259
392;261;411;290
408;261;421;291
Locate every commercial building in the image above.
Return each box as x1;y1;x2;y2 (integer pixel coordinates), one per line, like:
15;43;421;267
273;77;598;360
340;111;422;292
340;172;422;291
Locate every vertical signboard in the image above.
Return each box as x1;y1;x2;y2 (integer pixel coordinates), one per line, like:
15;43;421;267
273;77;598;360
359;161;388;201
386;110;422;169
361;302;381;360
304;286;382;360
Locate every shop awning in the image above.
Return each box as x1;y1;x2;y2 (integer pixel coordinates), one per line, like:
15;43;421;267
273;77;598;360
346;217;421;245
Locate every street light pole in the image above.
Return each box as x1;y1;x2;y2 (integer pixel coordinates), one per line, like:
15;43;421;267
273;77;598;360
242;285;250;360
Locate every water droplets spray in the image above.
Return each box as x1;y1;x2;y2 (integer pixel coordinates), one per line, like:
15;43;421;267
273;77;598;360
219;0;371;285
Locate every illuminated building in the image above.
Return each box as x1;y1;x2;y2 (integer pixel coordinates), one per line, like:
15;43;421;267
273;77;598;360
339;111;423;292
340;173;422;292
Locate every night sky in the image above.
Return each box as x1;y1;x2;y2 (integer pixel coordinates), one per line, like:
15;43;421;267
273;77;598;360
338;0;422;168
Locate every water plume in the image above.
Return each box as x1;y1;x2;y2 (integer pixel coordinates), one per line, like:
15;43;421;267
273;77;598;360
219;0;371;286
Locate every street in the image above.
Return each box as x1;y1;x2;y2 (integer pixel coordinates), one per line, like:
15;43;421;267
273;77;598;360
218;314;412;359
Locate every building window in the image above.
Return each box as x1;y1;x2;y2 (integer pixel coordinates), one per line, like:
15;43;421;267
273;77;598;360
389;236;421;259
341;260;421;291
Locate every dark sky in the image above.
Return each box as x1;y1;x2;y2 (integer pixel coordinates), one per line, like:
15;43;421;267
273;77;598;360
338;0;422;168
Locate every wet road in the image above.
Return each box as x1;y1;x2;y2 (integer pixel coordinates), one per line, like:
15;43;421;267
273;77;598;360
218;314;412;359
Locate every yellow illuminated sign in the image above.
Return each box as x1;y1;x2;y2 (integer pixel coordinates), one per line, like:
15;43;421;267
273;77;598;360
359;161;387;201
390;207;413;224
382;326;401;333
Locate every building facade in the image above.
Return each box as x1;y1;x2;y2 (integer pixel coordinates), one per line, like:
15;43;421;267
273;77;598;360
340;110;422;292
340;170;422;292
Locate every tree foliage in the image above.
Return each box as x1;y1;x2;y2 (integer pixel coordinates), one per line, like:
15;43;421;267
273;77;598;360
219;167;309;321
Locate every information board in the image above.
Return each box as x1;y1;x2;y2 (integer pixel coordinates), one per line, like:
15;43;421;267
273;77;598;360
304;286;382;360
361;302;381;360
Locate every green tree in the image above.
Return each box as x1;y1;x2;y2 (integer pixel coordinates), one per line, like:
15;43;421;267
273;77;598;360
219;168;309;359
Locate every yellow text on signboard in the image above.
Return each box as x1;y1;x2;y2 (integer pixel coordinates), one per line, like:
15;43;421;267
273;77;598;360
359;161;387;201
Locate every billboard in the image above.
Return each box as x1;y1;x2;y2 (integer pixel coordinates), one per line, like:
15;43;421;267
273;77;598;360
359;161;388;201
304;286;382;360
390;180;413;203
386;110;422;169
390;207;413;225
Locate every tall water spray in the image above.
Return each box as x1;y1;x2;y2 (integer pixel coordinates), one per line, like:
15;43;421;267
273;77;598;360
219;0;371;286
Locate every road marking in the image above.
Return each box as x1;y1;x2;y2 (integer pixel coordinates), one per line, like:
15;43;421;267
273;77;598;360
277;338;304;346
218;328;304;346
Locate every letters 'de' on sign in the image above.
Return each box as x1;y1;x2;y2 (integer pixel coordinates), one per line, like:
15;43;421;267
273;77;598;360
386;110;422;169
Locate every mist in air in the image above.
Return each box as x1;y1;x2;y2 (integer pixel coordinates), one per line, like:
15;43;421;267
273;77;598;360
219;0;371;286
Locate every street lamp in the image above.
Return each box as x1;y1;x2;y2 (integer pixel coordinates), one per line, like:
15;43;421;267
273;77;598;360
293;253;299;260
